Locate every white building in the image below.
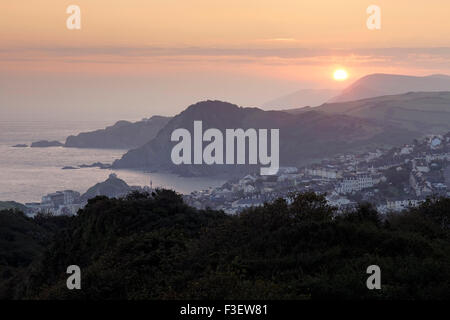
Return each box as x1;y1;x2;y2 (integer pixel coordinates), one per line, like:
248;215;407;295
326;192;353;209
243;185;256;194
336;174;375;194
305;166;342;180
278;167;298;174
385;199;422;212
400;146;414;155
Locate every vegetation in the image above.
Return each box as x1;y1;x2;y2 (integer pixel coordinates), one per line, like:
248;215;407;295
0;210;71;298
1;190;450;300
0;201;27;211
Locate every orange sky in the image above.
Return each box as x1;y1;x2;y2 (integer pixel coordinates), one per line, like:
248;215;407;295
1;0;449;120
2;0;450;47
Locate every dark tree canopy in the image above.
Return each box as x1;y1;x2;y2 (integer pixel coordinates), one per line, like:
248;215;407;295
1;191;450;300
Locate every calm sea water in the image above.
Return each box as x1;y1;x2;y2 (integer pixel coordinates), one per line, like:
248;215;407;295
0;121;224;203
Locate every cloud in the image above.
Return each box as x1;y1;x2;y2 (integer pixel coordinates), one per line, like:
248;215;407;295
2;46;449;58
1;46;450;75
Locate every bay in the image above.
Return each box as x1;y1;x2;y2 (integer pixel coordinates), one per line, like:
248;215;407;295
0;121;224;203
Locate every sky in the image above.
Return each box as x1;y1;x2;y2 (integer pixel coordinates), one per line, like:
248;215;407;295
1;0;450;121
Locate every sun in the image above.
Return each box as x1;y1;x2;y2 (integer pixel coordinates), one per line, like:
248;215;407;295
333;69;349;81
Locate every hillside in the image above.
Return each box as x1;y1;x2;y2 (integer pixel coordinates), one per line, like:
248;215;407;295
4;191;450;300
287;91;450;134
329;74;450;103
0;210;71;299
65;116;171;149
0;201;27;211
263;89;339;109
80;174;132;202
112;100;416;176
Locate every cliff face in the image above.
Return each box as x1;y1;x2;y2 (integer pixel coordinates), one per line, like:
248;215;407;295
65;116;171;149
112;100;415;176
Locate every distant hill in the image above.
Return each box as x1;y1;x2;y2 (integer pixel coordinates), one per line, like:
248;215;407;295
65;116;171;149
112;100;416;176
287;91;450;134
329;74;450;103
80;174;132;202
263;89;339;110
0;201;27;211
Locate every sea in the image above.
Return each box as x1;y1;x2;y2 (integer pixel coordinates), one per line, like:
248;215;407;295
0;121;225;203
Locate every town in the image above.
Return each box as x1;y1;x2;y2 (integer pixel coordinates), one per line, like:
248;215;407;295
184;132;450;214
24;173;152;216
23;132;450;217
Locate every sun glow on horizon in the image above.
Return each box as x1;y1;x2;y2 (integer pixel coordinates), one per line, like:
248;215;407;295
333;69;349;81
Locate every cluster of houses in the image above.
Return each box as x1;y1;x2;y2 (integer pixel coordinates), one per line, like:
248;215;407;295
24;173;153;216
23;133;450;217
185;133;450;214
26;190;84;216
